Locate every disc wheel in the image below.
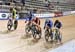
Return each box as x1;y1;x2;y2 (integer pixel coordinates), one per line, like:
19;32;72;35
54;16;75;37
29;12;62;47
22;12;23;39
14;20;18;30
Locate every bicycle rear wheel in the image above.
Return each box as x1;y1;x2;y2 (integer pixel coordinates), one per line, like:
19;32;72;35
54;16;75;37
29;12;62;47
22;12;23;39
14;20;18;30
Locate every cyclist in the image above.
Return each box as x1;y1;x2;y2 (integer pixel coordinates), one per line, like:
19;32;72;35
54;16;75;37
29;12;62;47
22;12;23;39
44;19;53;30
44;19;53;41
8;7;17;30
32;17;41;33
54;20;62;44
25;11;33;29
44;19;53;42
25;11;33;22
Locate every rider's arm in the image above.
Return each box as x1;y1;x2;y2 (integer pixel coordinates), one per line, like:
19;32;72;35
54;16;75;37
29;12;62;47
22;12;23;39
54;22;56;27
60;22;62;29
44;21;47;29
25;17;29;23
37;20;40;25
50;21;53;28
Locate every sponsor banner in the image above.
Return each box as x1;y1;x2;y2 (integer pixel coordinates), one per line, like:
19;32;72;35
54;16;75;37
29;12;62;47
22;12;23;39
33;13;55;18
0;13;19;20
63;11;72;16
63;11;75;16
71;11;75;14
0;13;8;19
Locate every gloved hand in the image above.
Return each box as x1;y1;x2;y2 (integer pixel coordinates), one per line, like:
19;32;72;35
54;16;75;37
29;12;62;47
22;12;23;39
25;21;27;23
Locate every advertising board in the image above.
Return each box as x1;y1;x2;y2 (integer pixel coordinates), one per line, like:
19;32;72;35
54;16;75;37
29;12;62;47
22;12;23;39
0;13;19;20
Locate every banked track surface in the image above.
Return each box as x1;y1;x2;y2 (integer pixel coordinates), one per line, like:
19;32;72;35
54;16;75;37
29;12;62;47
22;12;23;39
0;15;75;52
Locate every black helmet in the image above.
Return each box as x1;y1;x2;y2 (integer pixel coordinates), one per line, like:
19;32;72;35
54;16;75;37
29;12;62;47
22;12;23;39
55;20;59;23
10;8;13;11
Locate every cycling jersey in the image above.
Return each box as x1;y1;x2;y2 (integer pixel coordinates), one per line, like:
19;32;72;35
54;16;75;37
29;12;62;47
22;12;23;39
44;19;53;28
54;22;62;29
12;8;16;19
32;18;40;25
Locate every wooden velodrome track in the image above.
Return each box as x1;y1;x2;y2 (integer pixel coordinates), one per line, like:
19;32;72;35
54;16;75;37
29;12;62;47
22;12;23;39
0;14;75;52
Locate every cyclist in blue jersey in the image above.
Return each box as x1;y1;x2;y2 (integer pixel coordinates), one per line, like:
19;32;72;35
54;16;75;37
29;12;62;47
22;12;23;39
44;19;53;29
44;19;53;41
25;11;33;24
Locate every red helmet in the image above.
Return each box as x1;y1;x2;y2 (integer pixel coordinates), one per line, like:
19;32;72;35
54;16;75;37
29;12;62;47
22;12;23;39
35;17;39;20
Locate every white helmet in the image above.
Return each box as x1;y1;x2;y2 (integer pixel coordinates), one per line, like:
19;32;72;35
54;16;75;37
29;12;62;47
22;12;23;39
46;18;49;22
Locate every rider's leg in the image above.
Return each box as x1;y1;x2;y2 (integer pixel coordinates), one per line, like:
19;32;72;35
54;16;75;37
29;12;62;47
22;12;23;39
58;29;62;43
50;28;53;42
56;28;62;44
28;21;31;25
37;25;41;33
12;17;15;25
10;18;14;26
